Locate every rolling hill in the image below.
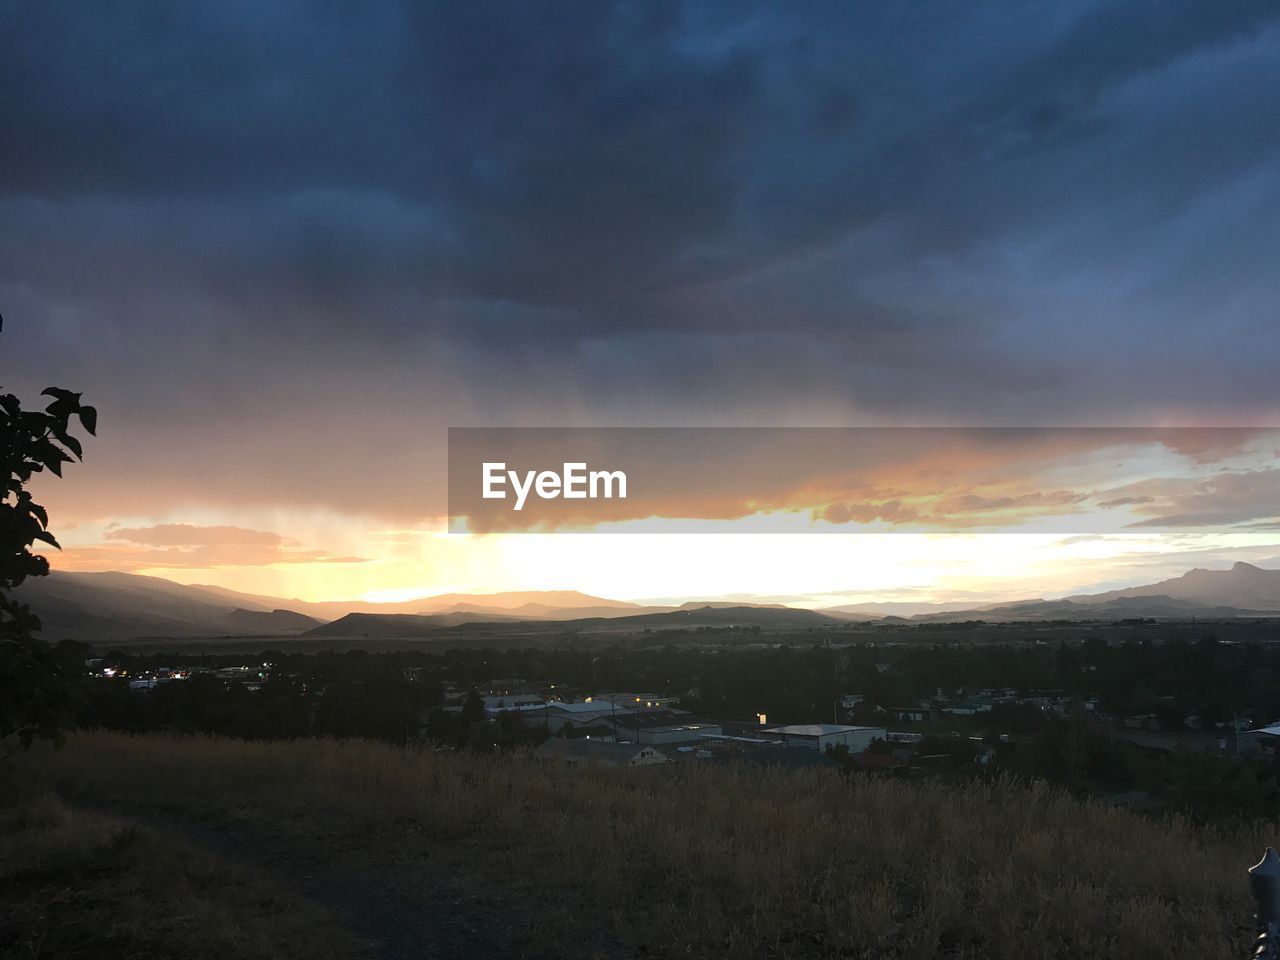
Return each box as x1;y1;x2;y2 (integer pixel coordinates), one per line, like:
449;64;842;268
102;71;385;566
185;585;645;621
13;573;670;641
223;608;324;634
304;611;531;637
905;562;1280;622
12;571;321;640
822;600;988;618
16;561;1280;642
303;603;846;639
909;594;1275;623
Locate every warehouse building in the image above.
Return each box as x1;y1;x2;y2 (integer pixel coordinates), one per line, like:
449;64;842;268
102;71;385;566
760;724;886;754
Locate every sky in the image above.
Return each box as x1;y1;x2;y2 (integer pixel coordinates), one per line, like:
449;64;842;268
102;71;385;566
4;1;1280;605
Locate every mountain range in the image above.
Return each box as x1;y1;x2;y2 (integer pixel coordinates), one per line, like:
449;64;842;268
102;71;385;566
13;561;1280;642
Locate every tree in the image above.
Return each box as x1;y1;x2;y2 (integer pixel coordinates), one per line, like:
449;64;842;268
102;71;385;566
0;321;97;753
461;687;485;724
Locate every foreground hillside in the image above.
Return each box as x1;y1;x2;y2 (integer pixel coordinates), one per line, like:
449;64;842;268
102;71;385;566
4;733;1267;959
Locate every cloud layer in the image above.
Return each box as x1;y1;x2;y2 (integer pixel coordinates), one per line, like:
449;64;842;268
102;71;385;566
5;1;1280;526
54;523;367;571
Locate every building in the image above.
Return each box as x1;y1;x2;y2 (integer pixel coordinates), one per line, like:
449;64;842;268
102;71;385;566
482;693;545;713
533;739;669;768
561;723;615;742
888;706;932;723
483;678;544;697
544;700;636;732
885;731;924;744
589;692;680;710
944;697;1010;717
486;701;554;724
717;719;775;738
604;710;721;745
759;724;886;753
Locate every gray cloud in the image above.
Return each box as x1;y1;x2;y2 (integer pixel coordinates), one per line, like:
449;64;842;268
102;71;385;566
1119;468;1280;528
4;1;1280;519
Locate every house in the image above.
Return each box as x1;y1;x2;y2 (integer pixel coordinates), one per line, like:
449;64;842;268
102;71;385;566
759;724;887;753
888;706;932;723
533;739;669;767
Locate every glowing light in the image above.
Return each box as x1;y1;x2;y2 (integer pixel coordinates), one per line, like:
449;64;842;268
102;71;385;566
50;500;1280;609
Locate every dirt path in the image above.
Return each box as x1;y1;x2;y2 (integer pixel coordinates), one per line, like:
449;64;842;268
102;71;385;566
76;798;585;960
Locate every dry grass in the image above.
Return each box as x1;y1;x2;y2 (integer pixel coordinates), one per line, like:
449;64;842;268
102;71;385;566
0;776;368;960
12;732;1275;959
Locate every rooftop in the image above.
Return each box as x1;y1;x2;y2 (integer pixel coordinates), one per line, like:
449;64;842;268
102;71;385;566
608;710;699;729
487;702;550;714
547;701;634;714
763;724;884;737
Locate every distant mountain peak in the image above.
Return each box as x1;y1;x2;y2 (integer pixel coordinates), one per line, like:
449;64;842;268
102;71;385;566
1066;561;1280;613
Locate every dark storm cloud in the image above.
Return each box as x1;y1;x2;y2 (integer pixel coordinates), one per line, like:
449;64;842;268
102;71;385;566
4;0;1280;518
3;1;759;311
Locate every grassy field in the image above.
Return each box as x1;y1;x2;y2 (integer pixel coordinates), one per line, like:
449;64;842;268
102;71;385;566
0;778;366;960
4;732;1272;959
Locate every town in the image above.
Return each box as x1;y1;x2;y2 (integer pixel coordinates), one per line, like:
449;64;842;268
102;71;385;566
79;630;1280;822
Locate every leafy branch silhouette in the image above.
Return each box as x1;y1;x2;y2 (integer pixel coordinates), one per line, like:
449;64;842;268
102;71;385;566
0;314;98;753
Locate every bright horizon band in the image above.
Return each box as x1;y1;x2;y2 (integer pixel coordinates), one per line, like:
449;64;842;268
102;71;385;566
448;426;1280;535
